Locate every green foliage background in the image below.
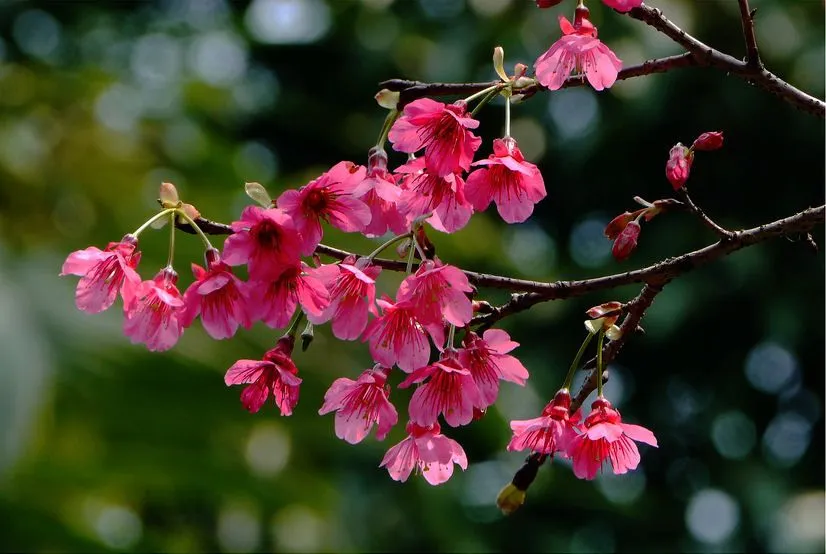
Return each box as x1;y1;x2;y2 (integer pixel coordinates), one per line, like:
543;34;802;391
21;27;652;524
0;0;823;552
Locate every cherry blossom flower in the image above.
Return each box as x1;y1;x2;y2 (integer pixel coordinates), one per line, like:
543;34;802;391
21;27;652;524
181;249;251;340
222;206;303;280
601;0;642;12
379;422;468;485
351;148;408;237
612;219;641;261
567;396;658;480
460;329;530;409
224;335;302;415
666;143;693;190
395;158;474;233
465;137;547;223
247;262;330;330
314;256;380;340
318;366;398;444
534;7;623;92
277;161;371;254
507;389;580;456
60;234;142;313
400;350;481;427
362;296;441;373
397;258;474;329
123;268;186;352
388;98;482;177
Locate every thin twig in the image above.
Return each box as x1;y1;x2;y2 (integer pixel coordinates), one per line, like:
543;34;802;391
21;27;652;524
677;188;735;240
737;0;762;70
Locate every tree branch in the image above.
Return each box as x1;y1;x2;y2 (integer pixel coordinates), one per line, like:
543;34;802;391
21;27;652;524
677;188;735;240
737;0;762;70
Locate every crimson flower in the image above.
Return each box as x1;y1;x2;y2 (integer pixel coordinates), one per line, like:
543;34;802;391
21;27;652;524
351;148;408;238
247;262;330;330
465;137;547;223
60;234;142;313
318;366;398;444
460;329;529;409
123;268;186;352
507;389;580;456
362;296;441;372
395;158;474;233
379;422;468;485
397;258;474;328
534;7;622;92
314;256;380;340
602;0;642;12
224;335;301;415
222;206;303;280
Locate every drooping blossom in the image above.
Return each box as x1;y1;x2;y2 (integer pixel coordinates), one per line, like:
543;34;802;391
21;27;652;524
362;296;441;373
397;258;474;329
222;206;303;280
567;396;658;480
400;350;481;427
534;7;623;92
351;148;408;237
318;366;398;444
507;389;580;456
692;131;724;151
601;0;643;12
666;143;693;190
395;158;474;233
224;335;302;415
181;248;251;340
388;98;482;177
465;137;547;223
460;329;529;409
612;219;641;261
247;262;330;329
277;161;371;254
314;256;380;340
123;267;186;352
60;234;142;313
380;421;468;485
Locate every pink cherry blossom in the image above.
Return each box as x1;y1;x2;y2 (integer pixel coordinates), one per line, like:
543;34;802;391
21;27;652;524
60;234;142;313
567;396;658;480
400;350;481;428
507;389;580;456
388;98;482;177
123;268;186;352
314;256;380;340
318;366;398;444
397;258;473;329
181;249;251;340
602;0;642;13
460;329;530;409
247;263;330;330
351;148;408;237
222;206;303;280
534;7;623;92
465;137;547;223
379;422;468;485
612;219;641;261
362;296;441;373
224;335;302;415
277;161;371;254
666;143;693;189
395;158;474;233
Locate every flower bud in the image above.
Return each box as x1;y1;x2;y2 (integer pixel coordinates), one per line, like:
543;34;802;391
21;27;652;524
245;182;273;207
665;143;693;190
159;182;180;208
604;211;634;240
612;220;641;261
374;89;399;110
493;46;509;82
535;0;564;7
692;131;724;151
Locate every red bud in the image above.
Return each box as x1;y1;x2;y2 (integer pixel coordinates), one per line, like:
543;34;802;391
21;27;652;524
666;143;693;190
692;131;724;151
536;0;564;7
612;220;641;261
604;211;635;240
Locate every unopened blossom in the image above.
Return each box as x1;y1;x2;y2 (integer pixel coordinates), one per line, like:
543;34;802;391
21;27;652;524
181;249;252;340
277;161;371;254
351;148;408;237
601;0;643;12
224;335;301;415
60;234;142;313
567;396;657;480
604;211;636;240
400;350;481;428
465;137;547;224
222;206;303;280
380;421;468;485
388;98;482;177
314;256;380;340
612;219;641;261
692;131;724;151
397;258;474;329
584;301;623;339
536;0;564;7
666;143;693;190
247;263;330;330
362;296;441;373
395;158;474;233
460;329;529;409
123;268;186;352
534;7;623;92
318;366;398;444
508;389;580;455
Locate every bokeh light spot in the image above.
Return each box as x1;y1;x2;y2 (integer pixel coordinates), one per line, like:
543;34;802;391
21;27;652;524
762;412;811;468
685;489;740;544
245;422;290;477
569;215;612;268
744;341;798;394
548;88;599;141
245;0;331;45
711;410;756;460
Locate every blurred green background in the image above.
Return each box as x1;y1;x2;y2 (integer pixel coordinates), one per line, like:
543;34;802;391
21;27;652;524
0;0;823;552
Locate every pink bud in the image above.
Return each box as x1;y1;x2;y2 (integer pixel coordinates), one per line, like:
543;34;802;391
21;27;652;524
666;143;693;190
536;0;564;7
692;131;724;151
612;220;641;261
604;211;635;240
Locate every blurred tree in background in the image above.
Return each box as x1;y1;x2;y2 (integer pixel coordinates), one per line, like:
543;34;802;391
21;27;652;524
0;0;823;552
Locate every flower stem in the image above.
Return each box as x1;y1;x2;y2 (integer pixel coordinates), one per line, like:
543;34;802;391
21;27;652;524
405;236;417;274
165;212;176;269
175;209;214;250
367;232;412;261
132;208;176;237
503;90;512;138
464;84;502;104
561;331;594;390
376;109;400;150
470;85;505;118
446;324;456;349
596;329;606;397
287;311;306;338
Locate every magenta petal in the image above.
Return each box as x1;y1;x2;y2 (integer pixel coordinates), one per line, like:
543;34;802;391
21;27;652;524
225;360;272;385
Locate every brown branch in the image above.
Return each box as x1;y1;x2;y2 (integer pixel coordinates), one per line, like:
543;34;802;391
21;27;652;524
677;188;735;240
737;0;762;70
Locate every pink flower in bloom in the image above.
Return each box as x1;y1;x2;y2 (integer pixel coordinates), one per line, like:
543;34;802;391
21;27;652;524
400;350;481;428
222;206;303;280
465;137;547;224
314;256;380;340
460;329;530;409
181;249;252;340
395;158;474;233
277;161;371;254
507;389;580;456
534;7;623;92
666;143;693;190
224;335;302;415
351;148;408;237
380;421;468;485
601;0;642;12
318;366;398;444
247;263;330;330
567;396;658;480
362;296;441;373
397;258;474;328
612;219;641;261
123;268;186;352
60;234;142;313
388;98;482;177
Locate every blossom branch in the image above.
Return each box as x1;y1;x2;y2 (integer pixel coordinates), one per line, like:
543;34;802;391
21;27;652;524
737;0;762;70
676;188;734;240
